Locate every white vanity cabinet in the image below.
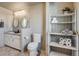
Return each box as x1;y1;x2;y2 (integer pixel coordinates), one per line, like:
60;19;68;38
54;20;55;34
12;35;21;49
5;33;21;50
0;28;4;47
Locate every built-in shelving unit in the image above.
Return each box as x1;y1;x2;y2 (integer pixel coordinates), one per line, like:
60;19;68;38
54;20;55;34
46;2;78;56
51;22;74;24
49;33;76;36
51;13;74;17
49;51;68;56
49;42;77;50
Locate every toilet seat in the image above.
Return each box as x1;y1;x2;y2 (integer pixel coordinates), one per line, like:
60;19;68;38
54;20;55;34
28;42;38;51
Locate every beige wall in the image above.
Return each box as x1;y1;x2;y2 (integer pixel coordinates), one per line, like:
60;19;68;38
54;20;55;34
29;3;46;50
0;7;13;32
29;3;43;33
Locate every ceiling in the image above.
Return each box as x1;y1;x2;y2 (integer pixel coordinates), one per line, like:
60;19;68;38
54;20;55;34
0;2;40;11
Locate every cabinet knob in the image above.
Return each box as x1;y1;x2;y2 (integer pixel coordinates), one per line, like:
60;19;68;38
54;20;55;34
24;36;29;40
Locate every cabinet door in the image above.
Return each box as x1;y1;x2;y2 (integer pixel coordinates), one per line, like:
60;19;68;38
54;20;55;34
12;35;21;50
0;28;4;47
5;34;21;50
5;34;11;45
0;33;4;47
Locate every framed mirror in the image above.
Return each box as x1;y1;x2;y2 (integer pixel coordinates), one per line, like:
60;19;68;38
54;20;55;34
12;16;20;33
21;17;29;28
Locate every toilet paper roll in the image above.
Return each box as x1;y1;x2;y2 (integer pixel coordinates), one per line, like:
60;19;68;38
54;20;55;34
63;39;66;43
59;41;64;45
59;39;66;44
59;38;63;41
59;41;67;46
66;39;71;43
62;39;66;43
66;42;71;47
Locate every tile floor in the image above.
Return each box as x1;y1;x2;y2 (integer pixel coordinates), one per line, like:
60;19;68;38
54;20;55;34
0;46;45;56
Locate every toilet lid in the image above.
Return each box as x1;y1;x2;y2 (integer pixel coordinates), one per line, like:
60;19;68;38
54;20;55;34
28;42;38;50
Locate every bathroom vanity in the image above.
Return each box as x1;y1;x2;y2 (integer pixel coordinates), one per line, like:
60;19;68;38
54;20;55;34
4;28;31;51
4;32;21;50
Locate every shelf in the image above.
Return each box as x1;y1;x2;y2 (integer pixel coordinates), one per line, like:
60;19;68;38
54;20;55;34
49;33;76;36
51;13;74;17
51;22;75;24
49;51;68;56
49;42;77;50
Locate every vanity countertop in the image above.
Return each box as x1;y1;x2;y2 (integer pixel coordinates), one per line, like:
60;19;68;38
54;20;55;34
4;31;21;36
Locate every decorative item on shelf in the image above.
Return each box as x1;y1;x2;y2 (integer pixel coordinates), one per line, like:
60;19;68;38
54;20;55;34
51;17;58;23
62;7;73;14
61;29;73;35
59;38;72;47
59;38;66;45
68;31;73;35
65;38;71;47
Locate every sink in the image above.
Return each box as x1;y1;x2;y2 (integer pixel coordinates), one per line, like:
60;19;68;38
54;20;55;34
5;31;21;36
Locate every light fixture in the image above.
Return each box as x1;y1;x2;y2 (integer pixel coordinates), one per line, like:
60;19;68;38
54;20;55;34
14;10;26;17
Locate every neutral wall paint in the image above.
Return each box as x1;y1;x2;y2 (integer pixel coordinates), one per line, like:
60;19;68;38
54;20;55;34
29;3;43;34
29;3;46;50
0;7;13;32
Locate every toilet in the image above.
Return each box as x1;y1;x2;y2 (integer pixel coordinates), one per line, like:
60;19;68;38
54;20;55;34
27;33;41;56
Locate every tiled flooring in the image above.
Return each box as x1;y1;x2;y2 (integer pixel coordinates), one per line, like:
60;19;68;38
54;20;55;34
0;46;20;56
0;46;45;56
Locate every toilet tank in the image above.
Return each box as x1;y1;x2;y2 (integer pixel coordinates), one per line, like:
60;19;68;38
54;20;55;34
33;34;41;43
